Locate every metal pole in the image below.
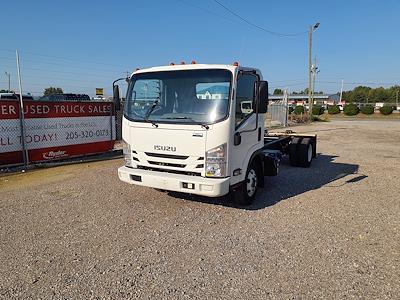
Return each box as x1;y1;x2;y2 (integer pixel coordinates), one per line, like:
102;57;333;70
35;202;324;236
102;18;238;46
16;50;29;166
308;26;313;116
339;79;344;103
284;89;288;127
311;56;317;108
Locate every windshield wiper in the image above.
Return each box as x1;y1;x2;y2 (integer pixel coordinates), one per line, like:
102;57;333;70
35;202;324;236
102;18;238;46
144;100;160;127
162;116;191;120
161;117;209;130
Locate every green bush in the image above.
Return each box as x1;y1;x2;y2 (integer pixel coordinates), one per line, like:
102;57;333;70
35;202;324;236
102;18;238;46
361;105;374;115
288;106;294;114
379;106;393;115
343;103;360;116
294;105;305;115
327;105;340;114
312;105;325;115
311;115;329;122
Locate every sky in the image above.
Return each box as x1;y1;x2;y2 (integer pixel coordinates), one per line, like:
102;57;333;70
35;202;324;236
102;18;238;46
1;0;399;97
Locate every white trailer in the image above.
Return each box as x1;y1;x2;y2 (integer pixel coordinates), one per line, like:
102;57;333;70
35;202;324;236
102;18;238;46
114;63;316;205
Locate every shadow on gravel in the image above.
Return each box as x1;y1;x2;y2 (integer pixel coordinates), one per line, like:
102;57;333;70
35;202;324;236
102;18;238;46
167;154;365;211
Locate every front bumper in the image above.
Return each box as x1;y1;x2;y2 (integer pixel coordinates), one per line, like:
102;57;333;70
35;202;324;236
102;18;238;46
118;166;230;197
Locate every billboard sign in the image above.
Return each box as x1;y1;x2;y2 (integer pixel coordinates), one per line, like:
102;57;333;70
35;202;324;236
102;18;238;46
0;100;115;165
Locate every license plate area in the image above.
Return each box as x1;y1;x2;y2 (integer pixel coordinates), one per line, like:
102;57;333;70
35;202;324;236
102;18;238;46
182;182;195;190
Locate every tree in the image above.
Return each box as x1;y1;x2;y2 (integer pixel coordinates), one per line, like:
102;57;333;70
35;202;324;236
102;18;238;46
44;87;63;97
341;85;398;103
0;89;11;93
273;88;283;95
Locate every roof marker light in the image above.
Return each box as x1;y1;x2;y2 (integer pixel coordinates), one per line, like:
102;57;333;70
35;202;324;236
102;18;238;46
233;61;240;66
169;62;175;66
180;61;185;65
191;60;196;64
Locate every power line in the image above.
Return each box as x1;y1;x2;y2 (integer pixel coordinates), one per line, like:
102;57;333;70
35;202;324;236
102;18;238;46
213;0;307;37
317;80;399;86
176;0;238;24
14;74;116;85
271;82;308;89
0;48;128;69
1;64;125;78
0;56;126;73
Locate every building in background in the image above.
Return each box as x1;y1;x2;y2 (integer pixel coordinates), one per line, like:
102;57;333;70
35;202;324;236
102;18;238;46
269;94;344;107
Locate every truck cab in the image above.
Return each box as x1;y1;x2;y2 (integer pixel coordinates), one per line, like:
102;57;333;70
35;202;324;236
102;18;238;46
116;63;315;205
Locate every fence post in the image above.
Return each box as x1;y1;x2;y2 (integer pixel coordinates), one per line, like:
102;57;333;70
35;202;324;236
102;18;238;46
284;89;288;127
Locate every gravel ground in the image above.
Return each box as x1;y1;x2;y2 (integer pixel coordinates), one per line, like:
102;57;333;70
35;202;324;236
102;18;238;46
0;120;399;299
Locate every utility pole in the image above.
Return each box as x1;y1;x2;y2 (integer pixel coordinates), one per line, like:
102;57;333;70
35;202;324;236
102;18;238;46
308;22;320;117
311;56;319;107
4;71;11;91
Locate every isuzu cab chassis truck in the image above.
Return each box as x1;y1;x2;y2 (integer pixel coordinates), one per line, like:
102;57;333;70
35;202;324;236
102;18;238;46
114;63;316;205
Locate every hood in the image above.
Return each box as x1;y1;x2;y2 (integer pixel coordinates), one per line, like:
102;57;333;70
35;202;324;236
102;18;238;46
130;126;207;157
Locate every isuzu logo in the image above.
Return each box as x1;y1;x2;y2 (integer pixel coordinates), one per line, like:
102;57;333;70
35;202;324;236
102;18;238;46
154;145;177;152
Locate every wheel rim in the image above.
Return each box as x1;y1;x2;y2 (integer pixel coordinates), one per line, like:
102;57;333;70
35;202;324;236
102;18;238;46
307;144;312;162
246;169;258;197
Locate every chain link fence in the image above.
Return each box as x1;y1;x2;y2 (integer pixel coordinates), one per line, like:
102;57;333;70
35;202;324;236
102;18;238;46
265;99;288;128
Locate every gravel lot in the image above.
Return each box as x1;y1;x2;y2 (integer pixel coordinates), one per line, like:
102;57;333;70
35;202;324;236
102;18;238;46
1;120;399;299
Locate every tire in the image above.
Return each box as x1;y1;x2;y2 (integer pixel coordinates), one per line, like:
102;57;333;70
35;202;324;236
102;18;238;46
289;137;313;168
232;161;259;206
297;138;313;168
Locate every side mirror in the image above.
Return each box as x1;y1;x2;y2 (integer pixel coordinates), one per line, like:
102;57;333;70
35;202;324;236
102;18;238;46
257;81;268;113
113;84;121;111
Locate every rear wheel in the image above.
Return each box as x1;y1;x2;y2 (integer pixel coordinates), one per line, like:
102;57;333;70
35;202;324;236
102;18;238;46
289;138;313;168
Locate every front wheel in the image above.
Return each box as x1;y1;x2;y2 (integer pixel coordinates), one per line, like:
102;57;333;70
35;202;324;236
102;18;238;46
232;161;259;206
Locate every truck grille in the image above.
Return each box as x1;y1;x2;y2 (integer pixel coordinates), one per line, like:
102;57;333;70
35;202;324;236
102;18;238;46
137;165;201;177
132;152;204;175
148;161;186;168
145;152;189;160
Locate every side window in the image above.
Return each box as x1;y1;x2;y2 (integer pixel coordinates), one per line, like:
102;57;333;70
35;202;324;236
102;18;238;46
235;73;257;126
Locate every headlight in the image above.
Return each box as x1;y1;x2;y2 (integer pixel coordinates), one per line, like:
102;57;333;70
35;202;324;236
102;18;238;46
205;143;227;177
122;140;133;167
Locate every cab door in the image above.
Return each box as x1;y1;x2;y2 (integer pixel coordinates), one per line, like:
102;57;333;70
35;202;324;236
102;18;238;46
230;71;263;185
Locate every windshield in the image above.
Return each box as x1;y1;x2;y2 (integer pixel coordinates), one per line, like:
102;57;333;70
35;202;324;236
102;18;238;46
125;69;232;124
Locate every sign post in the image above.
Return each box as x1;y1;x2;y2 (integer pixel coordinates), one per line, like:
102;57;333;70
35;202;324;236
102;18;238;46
16;49;29;166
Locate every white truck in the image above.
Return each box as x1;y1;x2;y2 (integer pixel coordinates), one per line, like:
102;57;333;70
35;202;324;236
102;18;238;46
114;63;316;205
